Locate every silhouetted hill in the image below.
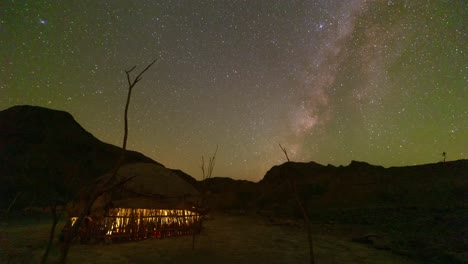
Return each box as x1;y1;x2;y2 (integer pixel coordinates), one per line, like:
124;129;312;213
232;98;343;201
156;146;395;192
258;159;467;210
0;105;162;210
199;177;257;210
188;159;467;213
256;160;468;263
201;177;257;192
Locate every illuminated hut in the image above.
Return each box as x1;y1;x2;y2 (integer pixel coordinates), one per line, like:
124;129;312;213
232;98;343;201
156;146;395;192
65;162;201;242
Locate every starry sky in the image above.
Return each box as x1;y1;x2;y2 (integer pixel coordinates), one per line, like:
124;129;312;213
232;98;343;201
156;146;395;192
1;0;467;181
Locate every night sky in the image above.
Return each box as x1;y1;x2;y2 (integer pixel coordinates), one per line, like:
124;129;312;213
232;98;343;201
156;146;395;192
1;0;466;181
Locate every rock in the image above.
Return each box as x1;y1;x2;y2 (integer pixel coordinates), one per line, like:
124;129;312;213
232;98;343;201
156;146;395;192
352;233;391;250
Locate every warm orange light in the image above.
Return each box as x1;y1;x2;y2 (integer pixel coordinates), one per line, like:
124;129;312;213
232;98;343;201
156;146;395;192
70;217;78;226
68;208;200;241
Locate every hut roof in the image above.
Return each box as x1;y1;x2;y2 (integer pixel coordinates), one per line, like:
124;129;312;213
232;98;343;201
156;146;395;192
89;162;199;213
104;162;199;198
110;197;194;210
67;163;199;217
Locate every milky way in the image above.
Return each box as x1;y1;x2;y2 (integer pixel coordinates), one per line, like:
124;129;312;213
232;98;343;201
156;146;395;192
1;0;466;181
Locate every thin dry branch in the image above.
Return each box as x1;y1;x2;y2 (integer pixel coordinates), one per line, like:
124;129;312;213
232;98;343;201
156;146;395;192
278;143;314;264
207;145;218;179
279;143;290;162
125;59;158;87
200;156;206;180
6;192;21;214
200;145;218;180
193;145;218;250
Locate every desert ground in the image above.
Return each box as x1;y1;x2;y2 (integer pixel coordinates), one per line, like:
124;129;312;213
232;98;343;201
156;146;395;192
1;212;422;264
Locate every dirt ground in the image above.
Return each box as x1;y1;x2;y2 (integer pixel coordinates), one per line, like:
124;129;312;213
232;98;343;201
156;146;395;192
1;213;422;264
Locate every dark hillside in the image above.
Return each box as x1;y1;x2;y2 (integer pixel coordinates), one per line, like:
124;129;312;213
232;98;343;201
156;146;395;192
199;177;258;211
258;160;467;210
0;105;158;210
257;160;468;263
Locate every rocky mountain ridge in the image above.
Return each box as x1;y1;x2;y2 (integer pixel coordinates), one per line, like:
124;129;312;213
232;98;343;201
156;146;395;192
1;105;466;214
0;105;192;210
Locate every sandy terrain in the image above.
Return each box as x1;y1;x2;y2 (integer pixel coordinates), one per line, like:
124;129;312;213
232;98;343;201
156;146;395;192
1;213;422;264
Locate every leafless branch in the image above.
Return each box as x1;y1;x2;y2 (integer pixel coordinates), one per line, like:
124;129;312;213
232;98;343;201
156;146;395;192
200;156;206;180
125;59;158;88
200;145;218;181
278;143;314;264
279;144;290;162
6;192;22;214
207;145;218;179
193;145;218;249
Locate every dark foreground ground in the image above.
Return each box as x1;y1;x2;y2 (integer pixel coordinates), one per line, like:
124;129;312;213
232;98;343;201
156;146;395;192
0;212;436;264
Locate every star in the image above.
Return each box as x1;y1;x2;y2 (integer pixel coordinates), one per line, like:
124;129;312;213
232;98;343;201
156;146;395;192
0;0;465;180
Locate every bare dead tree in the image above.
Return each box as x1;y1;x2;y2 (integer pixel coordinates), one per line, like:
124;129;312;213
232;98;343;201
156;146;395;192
192;145;218;250
201;145;218;181
278;144;315;264
58;59;158;263
41;199;62;264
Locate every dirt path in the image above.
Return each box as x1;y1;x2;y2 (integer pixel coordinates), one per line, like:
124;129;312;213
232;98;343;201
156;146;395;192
55;214;420;264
